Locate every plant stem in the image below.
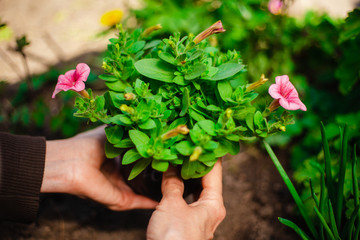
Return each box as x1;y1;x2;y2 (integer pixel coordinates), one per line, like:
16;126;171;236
263;140;318;239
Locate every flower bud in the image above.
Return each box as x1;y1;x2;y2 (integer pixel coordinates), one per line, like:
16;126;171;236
190;146;203;161
79;89;90;99
279;126;286;132
120;104;134;114
177;125;190;135
142;24;162;37
193;20;226;44
246;74;268;91
124;93;136;101
225;108;233;118
161;124;189;140
268;0;283;15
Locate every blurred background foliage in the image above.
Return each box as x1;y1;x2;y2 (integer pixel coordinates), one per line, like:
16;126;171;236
1;0;360;225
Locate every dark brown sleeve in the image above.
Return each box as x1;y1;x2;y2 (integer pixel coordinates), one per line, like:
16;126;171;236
0;132;46;223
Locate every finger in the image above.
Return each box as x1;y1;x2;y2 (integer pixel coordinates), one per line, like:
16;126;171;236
200;158;223;199
161;166;184;199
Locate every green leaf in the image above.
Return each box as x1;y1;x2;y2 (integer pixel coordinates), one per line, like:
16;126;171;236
173;75;187;86
139;118;156;129
105;125;123;144
105;140;125;158
203;63;244;81
187;50;203;62
144;39;161;50
122;148;142;165
128;40;146;53
184;63;206;80
108;114;133;125
198;152;216;162
197;120;216;136
105;81;128;92
152;160;169;172
217;80;233;102
108;91;125;108
134;58;174;82
180;87;190;117
114;138;135;148
176;141;195;156
94;95;105;112
128;158;151;180
99;74;118;82
159;52;176;65
203;141;218;151
189;109;205;121
181;160;213;180
340;9;360;42
206;105;222;112
254;111;266;129
129;130;150;146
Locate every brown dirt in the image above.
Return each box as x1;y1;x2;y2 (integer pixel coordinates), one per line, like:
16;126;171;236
0;145;300;240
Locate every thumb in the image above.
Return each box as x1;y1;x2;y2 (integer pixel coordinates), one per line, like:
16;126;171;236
161;166;184;199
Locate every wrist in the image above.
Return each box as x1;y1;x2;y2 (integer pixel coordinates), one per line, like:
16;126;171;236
40;139;77;193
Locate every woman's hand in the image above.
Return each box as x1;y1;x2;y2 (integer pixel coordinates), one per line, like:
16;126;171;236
147;159;226;240
41;125;157;210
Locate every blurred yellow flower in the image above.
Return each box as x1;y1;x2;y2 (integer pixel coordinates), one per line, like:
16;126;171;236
100;9;123;27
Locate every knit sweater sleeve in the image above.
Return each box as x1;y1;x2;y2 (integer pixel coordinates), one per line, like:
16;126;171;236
0;132;46;223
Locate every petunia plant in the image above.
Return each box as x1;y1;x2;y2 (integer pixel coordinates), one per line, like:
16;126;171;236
53;21;305;180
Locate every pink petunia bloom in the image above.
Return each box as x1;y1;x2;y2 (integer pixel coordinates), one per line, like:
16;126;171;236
268;75;307;111
268;0;283;15
52;63;90;98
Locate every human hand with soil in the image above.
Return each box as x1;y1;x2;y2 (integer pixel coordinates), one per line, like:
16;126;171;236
40;125;157;210
146;159;226;240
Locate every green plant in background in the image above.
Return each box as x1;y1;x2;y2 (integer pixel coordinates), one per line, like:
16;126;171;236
53;22;302;180
264;123;360;239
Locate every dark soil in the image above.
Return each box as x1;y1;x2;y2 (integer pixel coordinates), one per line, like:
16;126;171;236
0;145;300;240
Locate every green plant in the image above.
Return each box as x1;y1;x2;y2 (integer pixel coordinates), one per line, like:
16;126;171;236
62;23;298;180
264;123;360;239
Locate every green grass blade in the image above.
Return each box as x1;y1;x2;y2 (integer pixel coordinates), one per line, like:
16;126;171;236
336;124;349;228
352;145;360;240
319;172;326;240
352;145;359;207
320;122;335;205
263;140;318;239
342;205;359;240
314;207;336;240
309;179;320;208
328;200;340;240
278;217;312;240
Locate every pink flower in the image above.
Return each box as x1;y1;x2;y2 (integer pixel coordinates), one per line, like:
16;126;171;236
52;63;90;98
268;0;283;15
268;75;307;111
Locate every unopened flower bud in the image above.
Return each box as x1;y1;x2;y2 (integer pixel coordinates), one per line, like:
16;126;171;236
161;124;189;140
177;125;190;135
120;104;134;114
79;89;90;99
279;126;286;132
142;24;162;37
124;93;136;101
246;74;268;91
190;146;202;161
193;20;226;44
268;0;283;15
225;108;233;118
